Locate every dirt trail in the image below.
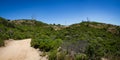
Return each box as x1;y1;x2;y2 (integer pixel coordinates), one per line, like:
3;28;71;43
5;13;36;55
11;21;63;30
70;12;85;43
0;39;47;60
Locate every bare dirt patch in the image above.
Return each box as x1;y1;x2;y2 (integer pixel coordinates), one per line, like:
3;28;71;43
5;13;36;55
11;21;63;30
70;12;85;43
0;39;47;60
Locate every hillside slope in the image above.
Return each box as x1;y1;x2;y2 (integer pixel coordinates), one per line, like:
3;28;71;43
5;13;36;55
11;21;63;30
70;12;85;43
0;17;120;60
56;21;120;60
0;17;53;46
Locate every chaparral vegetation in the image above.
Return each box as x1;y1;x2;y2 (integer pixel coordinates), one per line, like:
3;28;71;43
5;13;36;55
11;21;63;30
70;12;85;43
0;17;120;60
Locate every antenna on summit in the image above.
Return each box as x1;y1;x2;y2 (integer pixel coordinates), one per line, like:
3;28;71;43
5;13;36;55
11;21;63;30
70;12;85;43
65;20;68;26
87;17;90;22
31;14;36;20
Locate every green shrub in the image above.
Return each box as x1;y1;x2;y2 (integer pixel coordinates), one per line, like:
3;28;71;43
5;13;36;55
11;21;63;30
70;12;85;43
57;52;66;60
0;39;4;46
31;37;62;52
49;50;57;60
75;53;88;60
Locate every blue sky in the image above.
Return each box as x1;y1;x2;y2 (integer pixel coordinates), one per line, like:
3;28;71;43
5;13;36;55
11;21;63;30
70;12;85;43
0;0;120;25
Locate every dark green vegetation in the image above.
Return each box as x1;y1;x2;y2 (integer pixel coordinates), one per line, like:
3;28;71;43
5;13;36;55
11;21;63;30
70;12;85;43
57;21;120;60
0;17;120;60
0;17;49;45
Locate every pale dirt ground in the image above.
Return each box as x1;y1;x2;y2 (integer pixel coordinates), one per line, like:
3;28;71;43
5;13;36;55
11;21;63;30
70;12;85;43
0;39;47;60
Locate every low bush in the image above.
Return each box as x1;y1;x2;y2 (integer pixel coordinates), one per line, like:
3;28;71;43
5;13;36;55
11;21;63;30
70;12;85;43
31;37;62;52
48;50;57;60
75;53;88;60
0;39;4;46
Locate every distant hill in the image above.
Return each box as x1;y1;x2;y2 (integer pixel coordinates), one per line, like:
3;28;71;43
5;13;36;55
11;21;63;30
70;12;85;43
70;21;120;35
0;17;120;60
0;17;53;45
57;21;120;60
10;19;48;26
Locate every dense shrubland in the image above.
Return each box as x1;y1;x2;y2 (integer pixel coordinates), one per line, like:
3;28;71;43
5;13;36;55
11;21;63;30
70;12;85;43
57;21;120;60
0;17;120;60
31;36;62;52
0;17;49;45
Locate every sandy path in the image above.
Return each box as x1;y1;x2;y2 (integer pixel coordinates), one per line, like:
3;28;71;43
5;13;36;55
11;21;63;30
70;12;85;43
0;39;47;60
